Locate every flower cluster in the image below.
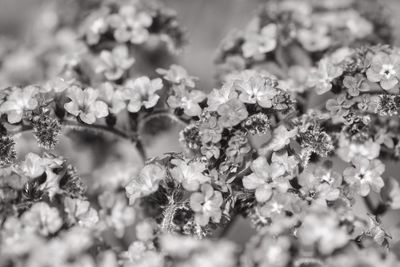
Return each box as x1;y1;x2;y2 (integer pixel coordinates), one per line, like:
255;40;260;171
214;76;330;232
2;0;400;266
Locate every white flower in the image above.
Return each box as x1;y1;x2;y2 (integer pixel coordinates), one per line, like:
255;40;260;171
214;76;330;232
95;45;135;81
207;82;238;112
170;158;210;191
125;163;166;205
0;86;38;123
64;86;109;124
264;125;298;152
98;82;126;114
167;85;206;117
64;197;99;228
242;21;277;58
190;184;223;226
124;76;163;113
21;202;62;236
157;64;197;88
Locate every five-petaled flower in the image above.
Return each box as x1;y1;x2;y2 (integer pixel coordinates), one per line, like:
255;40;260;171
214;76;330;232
366;52;400;91
190;184;223;226
0;86;39;123
64;86;109;124
124;76;163;113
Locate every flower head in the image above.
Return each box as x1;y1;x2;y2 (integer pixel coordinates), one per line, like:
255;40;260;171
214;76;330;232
217;99;248;128
124;76;163;113
167;85;206;117
64;86;109;124
190;184;223;226
95;45;135;81
157;65;197;88
170;158;210;191
0;86;38;123
366;52;400;91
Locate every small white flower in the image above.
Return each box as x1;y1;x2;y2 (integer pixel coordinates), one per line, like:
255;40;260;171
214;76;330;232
64;86;109;124
124;76;163;113
0;86;38;123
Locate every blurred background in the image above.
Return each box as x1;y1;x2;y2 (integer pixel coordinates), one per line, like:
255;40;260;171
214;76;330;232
2;0;400;243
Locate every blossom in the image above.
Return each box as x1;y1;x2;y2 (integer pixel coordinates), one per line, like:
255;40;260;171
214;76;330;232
95;45;135;81
297;212;349;254
21;202;62;235
337;137;380;162
190;184;223;226
343;156;385;196
98;82;126;114
64;86;109;124
308;59;343;95
108;5;152;44
242;22;277;58
217;99;248;128
170;158;210;191
297;25;331;52
366;52;400;91
264;125;297;152
124;76;163;113
242;155;291;203
0;86;38;123
235;75;279;108
167;85;206;117
157;65;197;88
343;74;370;96
64;197;99;228
207;82;238;112
125;163;166;205
298;170;340;205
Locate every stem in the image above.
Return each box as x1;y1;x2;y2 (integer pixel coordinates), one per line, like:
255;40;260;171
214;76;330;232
139;109;188;132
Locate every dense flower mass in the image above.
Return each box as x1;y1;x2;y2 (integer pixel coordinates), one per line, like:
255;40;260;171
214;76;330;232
2;0;400;266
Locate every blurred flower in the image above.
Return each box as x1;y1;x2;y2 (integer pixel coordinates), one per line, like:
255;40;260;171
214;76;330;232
170;159;210;191
95;45;135;81
343;156;385;196
124;76;163;113
125;163;166;205
297;25;331;52
20;153;62;179
64;86;109;124
308;59;343;95
297;212;349;254
242;22;277;58
0;86;38;123
167;85;206;117
21;202;62;236
157;64;197;88
217;99;248;128
343;74;370;96
98;82;126;114
190;184;223;226
366;52;400;91
108;5;152;44
64;197;99;228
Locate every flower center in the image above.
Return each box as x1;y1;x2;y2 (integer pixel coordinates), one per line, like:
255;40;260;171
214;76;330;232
380;64;396;79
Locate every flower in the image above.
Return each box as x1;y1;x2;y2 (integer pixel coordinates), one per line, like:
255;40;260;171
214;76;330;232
190;184;223;226
95;45;135;81
170;158;210;191
243;154;292;203
167;85;206;117
108;5;152;44
308;59;343;95
0;86;38;123
64;86;109;124
217;99;248;128
297;211;349;254
157;65;197;88
264;125;297;152
21;202;63;235
343;156;385;196
242;22;277;58
207;82;238;112
343;74;370;96
124;76;163;113
20;153;62;179
125;163;166;205
235;75;279;108
64;197;99;228
297;25;331;52
298;170;340;205
98;82;126;114
366;52;400;91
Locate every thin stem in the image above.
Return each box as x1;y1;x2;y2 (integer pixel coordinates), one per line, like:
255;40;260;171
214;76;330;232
139;109;188;132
